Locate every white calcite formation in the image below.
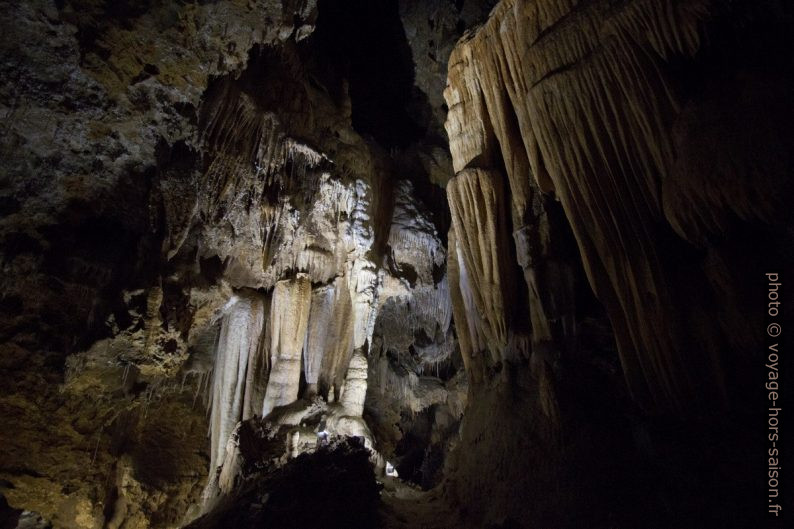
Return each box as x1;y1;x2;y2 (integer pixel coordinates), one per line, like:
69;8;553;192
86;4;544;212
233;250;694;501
191;94;398;505
199;172;388;503
195;76;393;495
338;350;368;417
326;350;377;454
304;277;354;398
207;293;266;474
346;179;380;351
196;78;380;295
375;180;454;365
203;273;368;504
199;171;469;505
261;275;312;417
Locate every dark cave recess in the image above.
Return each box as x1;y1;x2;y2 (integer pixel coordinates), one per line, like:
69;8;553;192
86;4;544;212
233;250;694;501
310;0;424;148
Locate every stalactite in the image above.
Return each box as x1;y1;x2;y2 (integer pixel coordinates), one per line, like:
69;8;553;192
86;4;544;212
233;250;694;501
199;78;349;291
443;0;720;413
447;227;483;384
207;292;266;474
371;348;452;416
201;81;287;214
259;203;284;274
388;180;447;280
242;292;271;421
413;278;453;337
304;286;334;388
261;274;312;417
303;276;354;399
446;168;515;362
254;172;362;289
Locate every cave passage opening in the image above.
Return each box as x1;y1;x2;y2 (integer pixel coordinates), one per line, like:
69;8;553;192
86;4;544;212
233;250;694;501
311;0;425;148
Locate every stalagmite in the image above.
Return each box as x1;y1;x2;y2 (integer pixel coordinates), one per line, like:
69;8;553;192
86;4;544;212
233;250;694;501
262;274;312;417
325;350;376;453
339;350;368;417
217;427;243;495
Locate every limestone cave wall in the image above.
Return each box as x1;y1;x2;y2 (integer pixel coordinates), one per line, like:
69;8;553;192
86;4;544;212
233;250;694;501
441;0;793;527
0;1;792;528
0;1;479;527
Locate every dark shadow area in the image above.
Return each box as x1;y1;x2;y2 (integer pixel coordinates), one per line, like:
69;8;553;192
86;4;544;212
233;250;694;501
187;439;379;529
311;0;424;148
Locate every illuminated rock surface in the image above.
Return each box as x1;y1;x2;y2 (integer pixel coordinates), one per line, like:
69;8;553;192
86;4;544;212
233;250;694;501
0;1;792;528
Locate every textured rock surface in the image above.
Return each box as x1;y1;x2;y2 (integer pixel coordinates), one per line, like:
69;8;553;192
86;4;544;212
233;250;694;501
0;1;317;526
0;0;475;526
443;0;793;415
2;0;792;528
447;168;517;362
440;0;794;527
363;179;467;488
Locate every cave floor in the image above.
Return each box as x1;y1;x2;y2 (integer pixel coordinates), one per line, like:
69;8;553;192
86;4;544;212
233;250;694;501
378;478;461;529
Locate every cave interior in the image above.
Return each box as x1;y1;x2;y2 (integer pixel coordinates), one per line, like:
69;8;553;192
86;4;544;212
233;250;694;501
0;1;793;528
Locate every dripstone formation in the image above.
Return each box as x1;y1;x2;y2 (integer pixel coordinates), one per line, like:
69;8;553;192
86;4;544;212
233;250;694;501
1;1;791;528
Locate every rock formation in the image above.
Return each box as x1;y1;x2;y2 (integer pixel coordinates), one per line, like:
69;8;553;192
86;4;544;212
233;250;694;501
1;0;792;528
439;0;793;527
